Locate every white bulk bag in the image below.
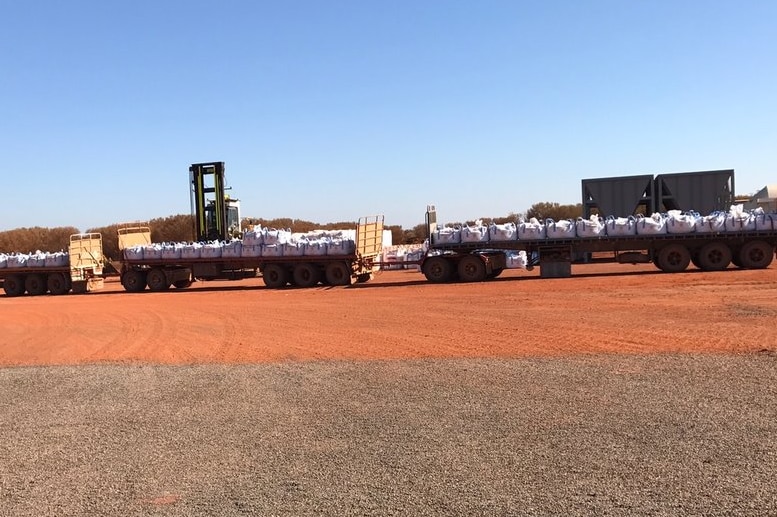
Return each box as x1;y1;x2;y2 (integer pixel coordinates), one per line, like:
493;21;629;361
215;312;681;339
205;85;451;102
44;252;69;267
635;213;667;235
200;242;223;258
488;222;517;242
7;254;28;268
304;239;328;256
283;240;306;257
604;216;637;237
241;244;262;257
328;238;356;255
222;240;243;258
505;250;528;269
263;228;291;245
433;226;462;244
162;243;182;260
752;208;777;231
0;253;7;268
181;243;202;259
665;210;698;234
123;246;144;260
262;244;283;257
518;218;546;240
143;244;163;260
545;219;576;239
243;226;264;246
461;223;489;243
575;215;605;237
27;252;46;267
724;204;756;232
696;212;726;233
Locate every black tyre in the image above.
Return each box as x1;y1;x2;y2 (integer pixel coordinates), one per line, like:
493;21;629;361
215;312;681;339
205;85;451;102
656;244;690;273
739;240;774;269
25;274;47;296
146;268;170;292
697;242;732;271
122;270;147;292
47;273;70;295
293;263;320;288
423;256;454;283
263;264;288;288
325;261;352;286
3;274;25;297
457;255;487;282
356;273;373;283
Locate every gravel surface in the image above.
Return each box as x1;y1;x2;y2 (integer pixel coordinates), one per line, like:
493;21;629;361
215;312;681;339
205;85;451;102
1;353;776;516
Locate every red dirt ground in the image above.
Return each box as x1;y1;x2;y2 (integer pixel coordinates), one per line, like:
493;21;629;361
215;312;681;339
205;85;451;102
1;263;776;366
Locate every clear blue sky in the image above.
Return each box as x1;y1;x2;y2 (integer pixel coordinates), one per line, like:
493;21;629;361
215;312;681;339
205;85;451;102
1;0;775;232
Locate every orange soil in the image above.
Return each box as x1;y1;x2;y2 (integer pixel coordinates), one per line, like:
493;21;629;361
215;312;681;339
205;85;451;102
1;263;776;366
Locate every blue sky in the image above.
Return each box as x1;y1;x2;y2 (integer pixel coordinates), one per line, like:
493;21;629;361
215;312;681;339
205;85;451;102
1;1;775;232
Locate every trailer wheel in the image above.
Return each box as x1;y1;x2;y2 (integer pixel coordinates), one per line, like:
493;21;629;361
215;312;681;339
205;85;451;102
325;261;352;286
458;255;487;282
263;264;288;288
47;273;70;295
173;280;192;289
423;256;454;283
122;270;147;292
25;274;47;295
739;241;774;269
656;244;690;273
697;242;732;271
293;263;320;288
3;274;25;297
146;268;170;291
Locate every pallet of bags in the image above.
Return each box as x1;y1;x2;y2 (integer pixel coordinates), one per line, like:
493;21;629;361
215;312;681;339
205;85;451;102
725;204;756;232
604;216;637;237
488;222;517;241
575;215;605;237
635;213;667;235
517;218;546;240
665;210;699;234
433;225;462;244
545;219;576;239
461;221;489;243
696;211;726;233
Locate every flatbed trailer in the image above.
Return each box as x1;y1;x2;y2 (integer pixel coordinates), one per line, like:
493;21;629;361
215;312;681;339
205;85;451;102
0;233;105;296
117;216;384;291
410;206;777;282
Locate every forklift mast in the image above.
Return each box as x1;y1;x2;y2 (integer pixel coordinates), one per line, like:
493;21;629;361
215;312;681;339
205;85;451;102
190;162;240;241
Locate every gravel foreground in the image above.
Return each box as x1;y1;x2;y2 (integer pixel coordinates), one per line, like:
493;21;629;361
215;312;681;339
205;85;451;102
1;354;776;516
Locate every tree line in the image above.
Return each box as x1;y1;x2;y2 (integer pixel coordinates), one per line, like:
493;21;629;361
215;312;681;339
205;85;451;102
0;202;582;259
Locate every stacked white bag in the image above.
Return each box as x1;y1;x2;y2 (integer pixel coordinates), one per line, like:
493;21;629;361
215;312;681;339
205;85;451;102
433;225;462;244
575;215;606;237
518;218;546;240
545;219;576;239
725;204;756;231
489;222;517;241
461;221;489;243
604;216;637;236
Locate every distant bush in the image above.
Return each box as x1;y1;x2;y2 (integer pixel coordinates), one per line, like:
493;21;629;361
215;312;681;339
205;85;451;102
0;226;80;253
